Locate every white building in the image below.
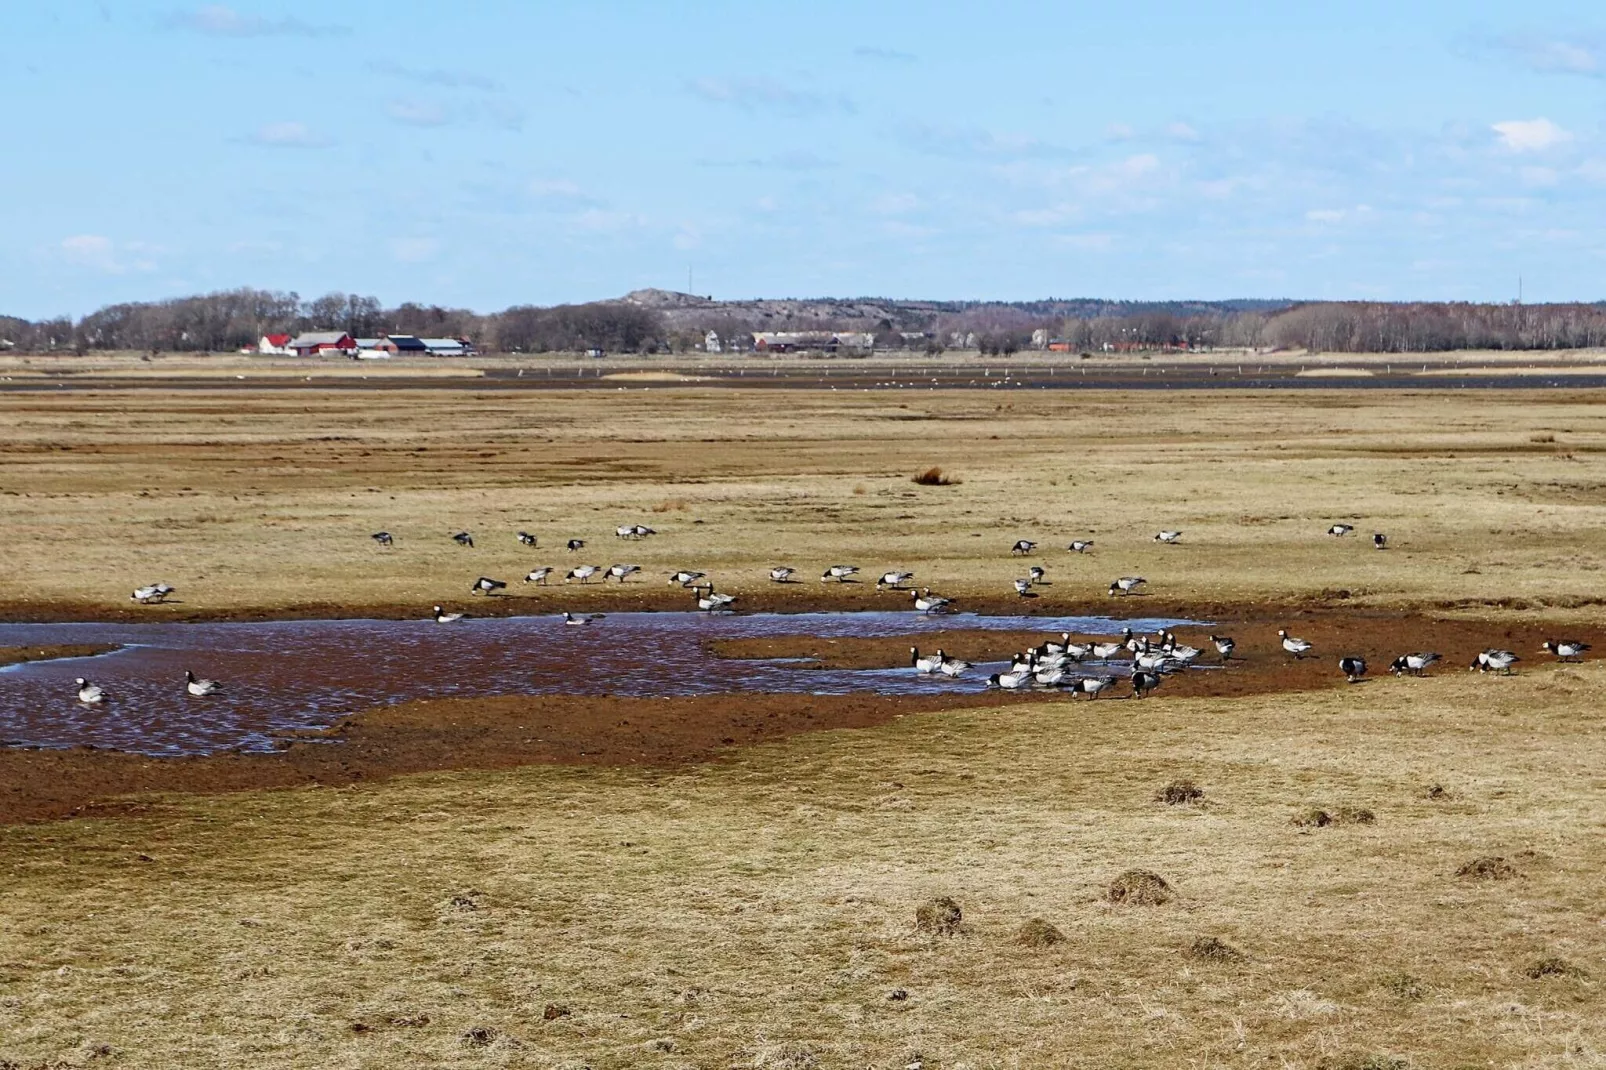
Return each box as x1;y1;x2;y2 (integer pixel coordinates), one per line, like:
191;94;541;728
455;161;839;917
704;330;722;353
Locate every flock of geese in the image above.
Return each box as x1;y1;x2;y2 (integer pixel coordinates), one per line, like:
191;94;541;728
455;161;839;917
87;521;1591;707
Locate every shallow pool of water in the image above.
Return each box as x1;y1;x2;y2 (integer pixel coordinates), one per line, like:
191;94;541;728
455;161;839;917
0;611;1200;756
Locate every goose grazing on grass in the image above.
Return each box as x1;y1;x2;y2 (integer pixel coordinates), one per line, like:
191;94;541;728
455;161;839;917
911;589;952;613
669;570;706;587
75;678;104;705
1154;530;1183;544
1067;540;1094;553
563;610;598;626
1327;524;1354;537
877;570;914;590
565;564;600;584
989;667;1031;690
185;670;221;697
821;565;860;583
1074;676;1113;699
1541;639;1590;662
695;586;736;612
1472;649;1519;674
1011;539;1037;555
452;531;474;548
937;651;971;678
131;583;175;604
1027;565;1047;583
524;567;553;585
1130;670;1162;698
566;538;585;552
1390;651;1441;676
911;647;942;674
1208;634;1236;660
766;566;796;583
605;564;641;583
432;605;464;623
371;531;393;547
618;524;656;539
1277;630;1313;659
1372;532;1388;550
516;531;539;547
471;576;507;596
1108;576;1146;597
1013;578;1033;597
1339;655;1367;683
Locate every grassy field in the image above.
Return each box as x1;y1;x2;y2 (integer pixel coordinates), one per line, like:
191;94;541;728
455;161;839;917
1;368;1603;1067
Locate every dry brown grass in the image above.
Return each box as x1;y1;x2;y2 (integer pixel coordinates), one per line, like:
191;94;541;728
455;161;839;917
911;465;958;486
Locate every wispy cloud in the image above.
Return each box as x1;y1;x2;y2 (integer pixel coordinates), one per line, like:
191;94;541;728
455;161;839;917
686;76;854;117
384;97;524;131
243;120;329;147
389;238;439;263
896;121;1068;160
387;99;451;128
58;235;157;274
696;150;837;171
165;4;348;37
1492;117;1573;152
854;45;917;62
365;62;502;92
529;179;605;209
1468;29;1603;76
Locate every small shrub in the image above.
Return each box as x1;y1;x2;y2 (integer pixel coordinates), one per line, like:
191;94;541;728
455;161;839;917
1336;806;1376;825
1525;956;1585;980
915;896;963;935
1187;936;1245;963
1531;432;1556;443
1108;869;1173;906
1423;783;1450;800
1377;972;1425;1000
1294;807;1333;828
912;466;959;486
460;1026;498;1047
1156;779;1204;805
542;1003;570;1021
1016;918;1066;947
1457;856;1518;881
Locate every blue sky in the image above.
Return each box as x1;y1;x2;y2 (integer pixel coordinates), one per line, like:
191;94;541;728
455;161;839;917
4;1;1606;317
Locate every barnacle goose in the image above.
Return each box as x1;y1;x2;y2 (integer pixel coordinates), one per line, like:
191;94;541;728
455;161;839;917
1011;539;1036;555
452;531;474;548
606;564;641;583
471;576;507;595
1208;634;1236;660
988;667;1032;690
617;524;657;539
1108;576;1146;596
911;589;952;613
1541;639;1590;662
696;586;736;612
525;567;553;585
75;678;104;705
1154;530;1182;544
877;570;914;589
1472;649;1519;674
1390;651;1440;676
1327;524;1354;537
565;564;600;584
1277;630;1313;659
669;570;706;587
1027;565;1047;583
1130;670;1162;698
1067;540;1094;553
1339;655;1367;683
1013;578;1033;597
768;566;796;583
371;531;393;547
563;611;598;626
131;583;175;604
937;650;971;677
911;647;942;674
822;565;860;583
1090;640;1123;660
185;670;221;697
517;531;539;547
432;605;464;623
566;538;586;552
1372;533;1388;550
1074;676;1113;699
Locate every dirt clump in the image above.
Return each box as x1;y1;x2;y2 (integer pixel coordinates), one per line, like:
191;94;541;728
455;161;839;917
1457;856;1519;881
1108;869;1173;906
1187;936;1245;962
1524;956;1585;980
912;466;958;486
1156;779;1204;805
1015;918;1066;947
1423;783;1451;800
1294;807;1333;828
1335;806;1376;825
915;896;964;935
542;1004;570;1021
1377;972;1425;1000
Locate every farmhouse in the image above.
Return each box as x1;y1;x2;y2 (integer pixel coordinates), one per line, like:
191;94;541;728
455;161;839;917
752;331;875;354
286;331;356;356
257;333;292;355
422;337;475;356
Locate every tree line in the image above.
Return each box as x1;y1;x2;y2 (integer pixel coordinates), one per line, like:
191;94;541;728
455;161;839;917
3;288;1605;355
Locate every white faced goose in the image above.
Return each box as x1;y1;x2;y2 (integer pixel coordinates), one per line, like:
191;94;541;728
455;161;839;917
615;524;656;539
1154;530;1182;544
1130;670;1162;697
911;589;951;613
1090;640;1123;660
371;531;393;547
517;531;538;547
877;570;914;589
1027;565;1047;583
1074;676;1113;699
911;647;941;673
1013;578;1033;597
669;570;706;587
452;531;474;548
1277;630;1313;659
1541;639;1590;662
185;670;221;697
1067;540;1094;553
566;538;585;552
696;586;736;612
606;564;641;583
1372;533;1388;550
989;667;1031;690
565;565;600;584
432;605;464;623
75;678;104;705
563;611;598;626
768;567;796;583
936;650;971;677
1011;539;1037;555
821;565;860;583
1208;634;1236;660
525;567;553;585
471;576;507;595
131;583;175;604
1472;649;1519;674
1339;655;1367;683
1108;576;1146;596
1390;651;1440;676
1327;524;1354;537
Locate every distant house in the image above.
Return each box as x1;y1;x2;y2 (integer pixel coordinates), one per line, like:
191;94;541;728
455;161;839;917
422;337;475;356
704;330;722;353
286;331;356;356
383;335;428;354
258;333;292;355
354;338;396;359
585;347;606;359
1047;339;1073;352
752;331;875;354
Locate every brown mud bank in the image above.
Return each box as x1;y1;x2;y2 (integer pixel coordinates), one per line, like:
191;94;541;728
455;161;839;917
0;644;118;667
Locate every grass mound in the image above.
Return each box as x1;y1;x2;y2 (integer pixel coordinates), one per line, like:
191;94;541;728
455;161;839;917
1457;856;1518;880
1156;779;1204;805
1524;956;1585;980
1377;972;1425;1000
1187;936;1245;962
1294;807;1333;828
1423;783;1451;800
1108;869;1173;906
1336;806;1376;825
1318;1056;1409;1070
1015;917;1066;947
755;1042;821;1068
912;466;958;486
915;896;964;935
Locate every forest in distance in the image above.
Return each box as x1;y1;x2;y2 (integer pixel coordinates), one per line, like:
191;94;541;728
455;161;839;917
5;287;1606;356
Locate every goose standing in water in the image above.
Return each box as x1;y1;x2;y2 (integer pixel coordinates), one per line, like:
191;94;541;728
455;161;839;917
471;576;507;596
1130;670;1162;698
1327;524;1354;537
877;570;914;590
988;667;1032;690
1541;639;1590;662
1208;634;1236;661
937;650;971;678
524;567;554;585
517;531;539;547
821;565;860;583
185;670;221;697
1067;540;1094;554
452;531;474;548
1339;655;1367;683
1390;651;1441;676
911;589;952;613
911;647;941;674
563;611;598;626
566;538;586;552
1011;539;1037;555
1154;530;1182;544
606;564;641;583
565;564;600;584
1108;576;1146;597
1472;649;1519;674
1277;630;1313;659
1090;640;1123;660
669;570;706;587
371;531;394;547
768;567;796;583
432;605;464;623
75;678;104;705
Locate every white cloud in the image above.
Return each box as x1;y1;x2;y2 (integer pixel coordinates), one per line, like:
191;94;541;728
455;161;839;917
1305;205;1374;224
246;120;326;147
1491;117;1573;153
871;193;919;215
387;100;450;127
687;77;854;117
168;5;347;37
1105;123;1136;141
389;238;438;263
1520;165;1560;187
58;235;157;274
1164;121;1201;142
528;179;603;209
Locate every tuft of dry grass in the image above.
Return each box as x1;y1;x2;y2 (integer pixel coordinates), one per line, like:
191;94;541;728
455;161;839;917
1107;869;1173;906
1318;1056;1410;1070
1294;807;1334;828
1156;779;1204;805
1524;956;1586;980
1423;783;1451;800
1336;806;1377;825
1015;917;1066;947
1376;972;1425;1000
915;896;964;935
911;466;959;486
1187;936;1245;963
651;498;688;513
1457;855;1519;880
